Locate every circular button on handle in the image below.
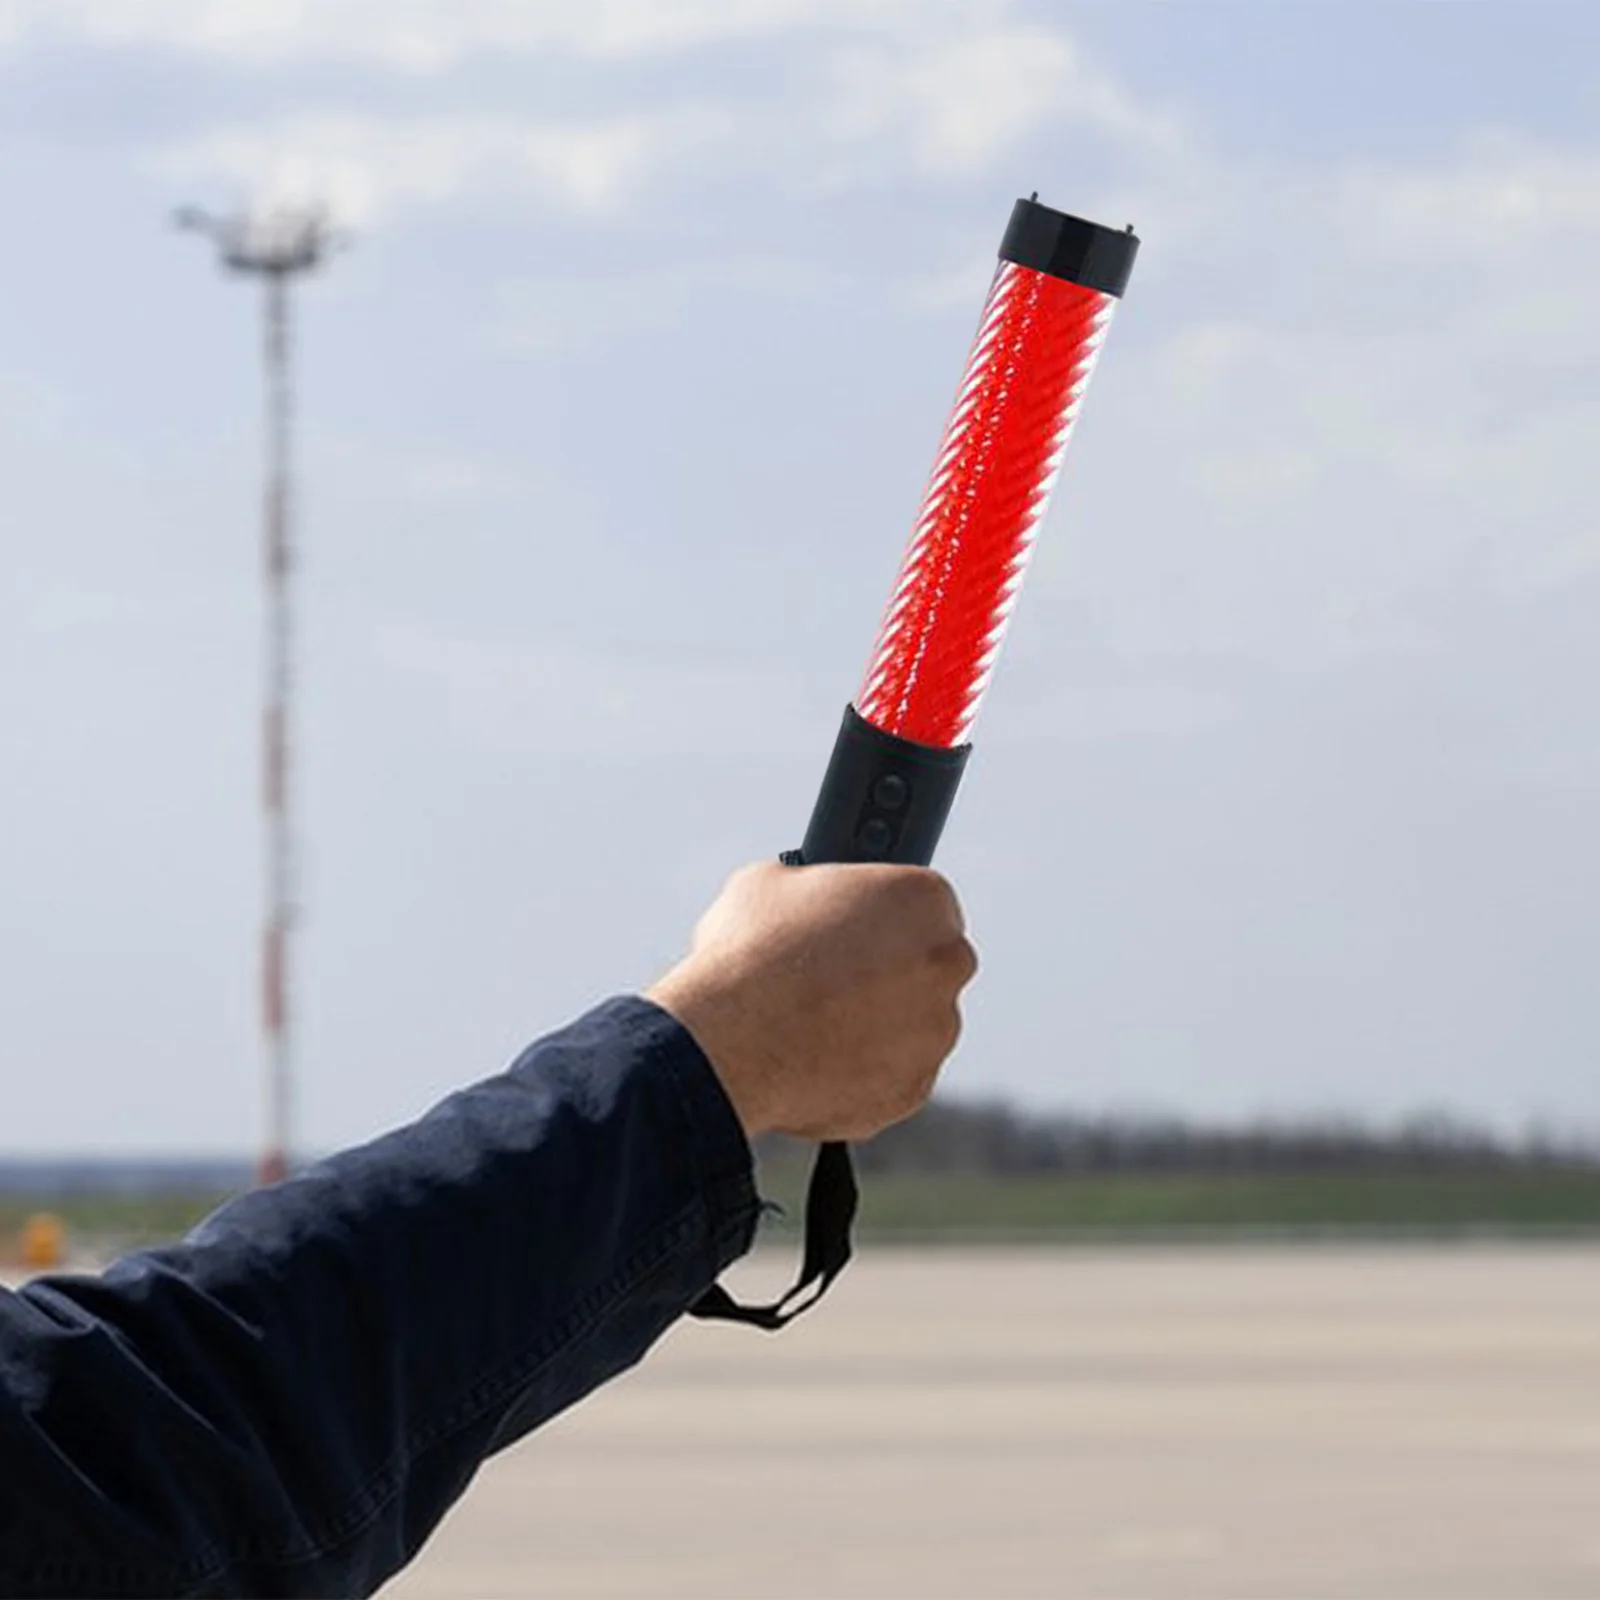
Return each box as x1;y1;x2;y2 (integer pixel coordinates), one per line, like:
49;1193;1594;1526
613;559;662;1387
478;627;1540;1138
872;773;910;812
855;817;894;857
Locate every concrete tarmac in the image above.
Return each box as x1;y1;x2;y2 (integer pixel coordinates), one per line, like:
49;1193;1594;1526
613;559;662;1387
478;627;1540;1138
386;1244;1600;1599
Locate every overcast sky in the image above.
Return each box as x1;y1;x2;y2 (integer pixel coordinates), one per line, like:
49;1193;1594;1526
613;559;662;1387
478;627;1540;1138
2;1;1597;1155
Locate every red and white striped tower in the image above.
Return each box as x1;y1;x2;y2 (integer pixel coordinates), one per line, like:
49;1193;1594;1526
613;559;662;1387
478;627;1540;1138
177;205;337;1187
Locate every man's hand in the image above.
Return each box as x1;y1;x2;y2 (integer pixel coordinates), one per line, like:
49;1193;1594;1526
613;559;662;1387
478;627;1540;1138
647;862;977;1142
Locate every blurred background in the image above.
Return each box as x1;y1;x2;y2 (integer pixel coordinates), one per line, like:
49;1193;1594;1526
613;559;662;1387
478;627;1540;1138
3;3;1598;1595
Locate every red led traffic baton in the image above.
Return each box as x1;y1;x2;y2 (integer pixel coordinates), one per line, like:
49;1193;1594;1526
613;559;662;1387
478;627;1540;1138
692;197;1139;1329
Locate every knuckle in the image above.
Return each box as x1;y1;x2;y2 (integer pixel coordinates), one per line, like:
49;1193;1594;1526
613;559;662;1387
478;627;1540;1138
897;1060;933;1113
883;864;931;902
912;1055;945;1113
924;871;965;934
951;935;981;982
957;935;979;983
929;934;979;989
944;881;967;932
890;867;961;928
942;1002;964;1054
915;1003;961;1067
729;860;772;893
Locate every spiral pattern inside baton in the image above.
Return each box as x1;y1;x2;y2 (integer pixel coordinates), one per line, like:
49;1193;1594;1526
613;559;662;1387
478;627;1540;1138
856;262;1114;749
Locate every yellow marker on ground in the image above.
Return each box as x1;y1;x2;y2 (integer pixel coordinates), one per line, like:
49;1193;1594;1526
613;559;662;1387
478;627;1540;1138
21;1211;66;1271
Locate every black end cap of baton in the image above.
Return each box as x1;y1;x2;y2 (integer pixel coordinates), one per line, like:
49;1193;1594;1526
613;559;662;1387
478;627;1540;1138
799;706;971;868
1000;196;1139;298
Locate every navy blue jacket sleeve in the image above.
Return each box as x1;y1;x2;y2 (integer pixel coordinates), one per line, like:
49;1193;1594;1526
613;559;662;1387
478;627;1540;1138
0;995;760;1598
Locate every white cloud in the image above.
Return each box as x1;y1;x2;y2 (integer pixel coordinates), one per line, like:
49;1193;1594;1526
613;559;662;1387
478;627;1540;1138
1152;302;1600;626
950;121;1600;691
1134;128;1600;624
1346;133;1600;256
11;1;1173;223
0;0;924;72
823;17;1178;181
151;106;731;223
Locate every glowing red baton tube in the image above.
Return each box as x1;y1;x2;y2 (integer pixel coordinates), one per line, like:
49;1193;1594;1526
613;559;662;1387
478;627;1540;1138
692;198;1137;1331
798;197;1138;869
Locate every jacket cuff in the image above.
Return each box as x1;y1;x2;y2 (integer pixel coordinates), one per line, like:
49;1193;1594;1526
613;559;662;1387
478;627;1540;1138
613;995;761;1273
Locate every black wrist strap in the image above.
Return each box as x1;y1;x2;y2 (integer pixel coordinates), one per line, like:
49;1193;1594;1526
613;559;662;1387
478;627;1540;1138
687;834;878;1331
687;1140;858;1330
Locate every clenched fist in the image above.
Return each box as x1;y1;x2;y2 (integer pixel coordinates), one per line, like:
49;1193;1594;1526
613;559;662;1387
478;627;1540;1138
647;861;978;1142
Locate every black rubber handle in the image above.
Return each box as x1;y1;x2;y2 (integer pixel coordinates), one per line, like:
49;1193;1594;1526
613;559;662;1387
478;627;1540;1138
799;706;971;868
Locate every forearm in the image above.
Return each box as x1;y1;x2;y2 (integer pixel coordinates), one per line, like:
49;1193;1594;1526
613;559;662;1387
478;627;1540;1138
0;996;759;1598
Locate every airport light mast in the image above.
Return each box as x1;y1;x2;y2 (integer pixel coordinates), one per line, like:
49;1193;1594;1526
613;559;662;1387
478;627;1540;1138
176;204;338;1186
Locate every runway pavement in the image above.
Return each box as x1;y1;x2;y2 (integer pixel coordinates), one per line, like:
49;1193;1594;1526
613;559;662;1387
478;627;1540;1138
384;1243;1600;1599
7;1242;1595;1594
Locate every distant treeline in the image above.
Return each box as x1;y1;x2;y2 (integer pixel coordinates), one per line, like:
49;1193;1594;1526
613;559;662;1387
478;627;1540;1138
4;1102;1597;1201
762;1100;1600;1178
8;1109;1600;1250
0;1159;251;1199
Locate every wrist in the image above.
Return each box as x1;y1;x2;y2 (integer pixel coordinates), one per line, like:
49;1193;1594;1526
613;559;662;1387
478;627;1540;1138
646;965;782;1139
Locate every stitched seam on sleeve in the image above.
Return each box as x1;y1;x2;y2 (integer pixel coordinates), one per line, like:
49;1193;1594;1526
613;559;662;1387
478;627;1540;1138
179;1196;708;1586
